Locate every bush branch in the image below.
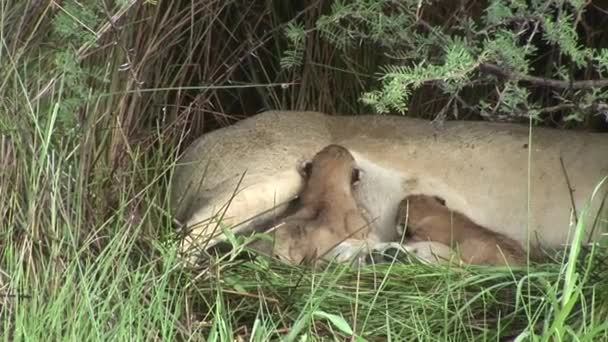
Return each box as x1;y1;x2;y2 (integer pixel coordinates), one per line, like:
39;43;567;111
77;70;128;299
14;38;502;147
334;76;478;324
479;63;608;90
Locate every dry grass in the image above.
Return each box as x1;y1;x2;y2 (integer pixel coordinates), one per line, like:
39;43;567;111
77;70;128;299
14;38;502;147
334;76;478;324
1;0;607;340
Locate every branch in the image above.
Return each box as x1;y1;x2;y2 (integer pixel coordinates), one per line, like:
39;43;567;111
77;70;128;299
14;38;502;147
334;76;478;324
77;0;140;61
538;103;576;113
414;16;608;90
479;63;608;90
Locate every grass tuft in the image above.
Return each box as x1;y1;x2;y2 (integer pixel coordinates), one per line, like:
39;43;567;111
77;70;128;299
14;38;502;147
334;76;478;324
1;0;607;340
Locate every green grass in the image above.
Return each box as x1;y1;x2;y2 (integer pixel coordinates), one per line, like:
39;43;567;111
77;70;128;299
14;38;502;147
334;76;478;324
1;1;607;341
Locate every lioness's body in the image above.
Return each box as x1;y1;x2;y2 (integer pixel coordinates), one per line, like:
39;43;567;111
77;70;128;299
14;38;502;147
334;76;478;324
251;144;371;263
172;110;608;260
397;195;525;265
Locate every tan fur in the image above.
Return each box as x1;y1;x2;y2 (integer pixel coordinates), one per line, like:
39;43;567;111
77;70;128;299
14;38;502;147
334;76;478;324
397;195;525;266
172;110;608;263
250;144;370;264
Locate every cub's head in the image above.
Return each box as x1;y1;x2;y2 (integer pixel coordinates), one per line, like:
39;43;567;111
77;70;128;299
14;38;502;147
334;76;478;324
396;194;447;235
299;144;361;188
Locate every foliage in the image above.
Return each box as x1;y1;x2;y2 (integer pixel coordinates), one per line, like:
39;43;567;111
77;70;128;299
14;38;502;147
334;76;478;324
282;0;608;126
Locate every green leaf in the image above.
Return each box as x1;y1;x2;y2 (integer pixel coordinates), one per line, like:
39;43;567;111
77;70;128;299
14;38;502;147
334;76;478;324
312;310;354;335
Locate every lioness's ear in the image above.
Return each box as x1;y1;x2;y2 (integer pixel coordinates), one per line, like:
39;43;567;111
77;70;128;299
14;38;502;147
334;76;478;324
351;168;363;185
298;160;313;178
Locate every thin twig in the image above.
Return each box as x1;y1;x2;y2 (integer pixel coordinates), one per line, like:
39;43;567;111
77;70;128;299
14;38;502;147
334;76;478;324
77;0;140;61
538;103;577;114
559;155;578;224
479;63;608;90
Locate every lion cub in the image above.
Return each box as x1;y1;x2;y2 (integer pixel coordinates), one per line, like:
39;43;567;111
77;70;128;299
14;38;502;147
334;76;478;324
251;144;370;264
396;195;525;266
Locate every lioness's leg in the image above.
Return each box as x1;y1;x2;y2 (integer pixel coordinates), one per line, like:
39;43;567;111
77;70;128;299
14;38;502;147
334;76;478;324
179;169;303;260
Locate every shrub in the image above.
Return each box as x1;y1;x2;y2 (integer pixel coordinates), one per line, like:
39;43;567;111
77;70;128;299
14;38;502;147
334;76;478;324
282;0;608;128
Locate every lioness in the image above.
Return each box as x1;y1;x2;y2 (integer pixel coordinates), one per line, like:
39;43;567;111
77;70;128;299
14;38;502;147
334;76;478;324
172;110;608;262
396;195;525;266
248;144;374;264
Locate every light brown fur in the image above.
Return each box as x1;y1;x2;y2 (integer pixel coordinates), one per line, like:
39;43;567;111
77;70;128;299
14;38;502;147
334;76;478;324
250;144;370;264
173;110;608;263
397;195;526;266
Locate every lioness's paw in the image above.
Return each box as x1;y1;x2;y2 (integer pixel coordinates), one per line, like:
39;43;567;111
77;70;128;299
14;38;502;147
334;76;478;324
328;240;368;264
365;242;412;264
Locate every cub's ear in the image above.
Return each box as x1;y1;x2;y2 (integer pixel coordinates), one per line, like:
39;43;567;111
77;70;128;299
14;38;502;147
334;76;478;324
432;196;447;206
298;160;313;178
351;168;363;185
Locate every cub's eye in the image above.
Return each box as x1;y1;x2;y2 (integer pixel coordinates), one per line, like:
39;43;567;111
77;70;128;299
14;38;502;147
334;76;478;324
299;161;313;178
351;168;361;185
433;196;446;206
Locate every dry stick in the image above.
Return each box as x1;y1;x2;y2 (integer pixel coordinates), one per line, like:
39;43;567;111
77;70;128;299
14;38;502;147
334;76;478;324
559;155;579;225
